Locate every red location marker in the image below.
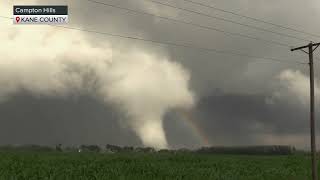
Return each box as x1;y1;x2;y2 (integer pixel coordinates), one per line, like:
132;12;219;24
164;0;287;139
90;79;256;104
16;17;20;23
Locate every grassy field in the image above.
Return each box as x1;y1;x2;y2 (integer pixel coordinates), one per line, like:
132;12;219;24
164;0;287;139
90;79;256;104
0;151;315;180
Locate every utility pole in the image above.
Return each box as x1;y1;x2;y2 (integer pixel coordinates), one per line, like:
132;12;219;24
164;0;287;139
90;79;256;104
291;42;320;180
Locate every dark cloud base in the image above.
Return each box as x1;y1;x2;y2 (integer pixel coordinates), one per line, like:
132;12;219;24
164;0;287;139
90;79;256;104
0;92;316;149
0;93;141;147
193;93;315;147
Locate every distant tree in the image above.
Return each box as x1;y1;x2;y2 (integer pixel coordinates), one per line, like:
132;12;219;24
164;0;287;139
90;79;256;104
19;145;54;152
64;146;78;152
122;146;134;152
106;144;121;153
55;144;62;152
135;147;155;153
79;145;101;153
196;145;296;155
158;149;170;153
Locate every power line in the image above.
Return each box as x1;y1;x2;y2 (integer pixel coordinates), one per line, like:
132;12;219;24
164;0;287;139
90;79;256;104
53;26;306;65
0;15;306;65
182;0;320;40
145;0;311;42
85;0;291;48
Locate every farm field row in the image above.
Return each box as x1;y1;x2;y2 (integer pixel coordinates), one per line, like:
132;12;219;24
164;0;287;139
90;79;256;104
0;151;314;180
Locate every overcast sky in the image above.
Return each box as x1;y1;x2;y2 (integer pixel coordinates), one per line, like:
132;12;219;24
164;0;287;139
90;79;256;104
1;0;320;149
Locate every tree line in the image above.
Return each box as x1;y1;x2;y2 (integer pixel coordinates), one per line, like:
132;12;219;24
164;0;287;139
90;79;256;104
0;144;297;155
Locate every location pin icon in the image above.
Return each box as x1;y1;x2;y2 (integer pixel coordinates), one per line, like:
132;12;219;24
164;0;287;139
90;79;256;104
16;17;20;23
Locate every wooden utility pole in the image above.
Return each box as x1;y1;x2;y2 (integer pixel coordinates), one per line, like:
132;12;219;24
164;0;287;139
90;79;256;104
291;42;320;180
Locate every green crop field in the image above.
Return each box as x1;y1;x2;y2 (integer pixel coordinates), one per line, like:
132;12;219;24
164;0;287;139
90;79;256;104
0;151;316;180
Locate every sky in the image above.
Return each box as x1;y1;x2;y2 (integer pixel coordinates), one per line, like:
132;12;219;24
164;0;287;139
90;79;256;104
1;0;320;149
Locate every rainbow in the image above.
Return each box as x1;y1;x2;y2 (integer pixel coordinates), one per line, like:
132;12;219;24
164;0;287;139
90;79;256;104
177;110;211;147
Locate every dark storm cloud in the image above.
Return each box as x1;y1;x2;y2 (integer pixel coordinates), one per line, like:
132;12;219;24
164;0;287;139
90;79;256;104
0;93;142;147
34;0;319;96
1;0;320;149
0;92;200;149
59;0;319;95
192;92;319;148
0;91;315;149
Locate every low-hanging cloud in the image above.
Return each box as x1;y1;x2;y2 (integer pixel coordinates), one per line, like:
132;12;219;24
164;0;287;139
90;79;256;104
271;69;320;106
100;51;194;148
3;0;319;149
0;17;194;149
